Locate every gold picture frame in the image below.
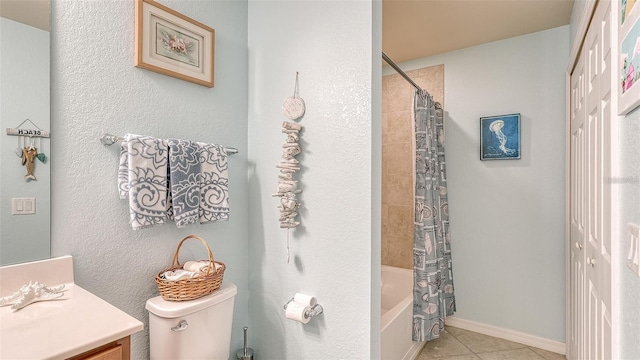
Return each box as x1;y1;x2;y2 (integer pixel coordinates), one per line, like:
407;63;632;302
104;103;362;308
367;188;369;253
135;0;215;87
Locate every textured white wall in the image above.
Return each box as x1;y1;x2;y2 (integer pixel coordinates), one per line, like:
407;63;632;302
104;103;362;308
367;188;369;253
385;26;569;342
0;17;51;265
371;2;382;357
247;1;380;358
50;1;248;358
617;109;640;360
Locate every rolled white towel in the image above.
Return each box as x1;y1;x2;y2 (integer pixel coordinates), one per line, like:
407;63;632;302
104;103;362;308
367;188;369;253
184;260;221;274
161;269;200;281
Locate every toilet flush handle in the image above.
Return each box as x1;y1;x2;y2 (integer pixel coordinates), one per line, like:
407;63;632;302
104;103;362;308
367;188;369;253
171;320;188;332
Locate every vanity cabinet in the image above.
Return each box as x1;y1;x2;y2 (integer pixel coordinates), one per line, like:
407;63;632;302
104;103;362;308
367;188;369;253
68;336;130;360
0;257;143;359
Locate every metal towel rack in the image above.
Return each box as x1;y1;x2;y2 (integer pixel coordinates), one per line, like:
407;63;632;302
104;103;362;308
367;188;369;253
100;133;238;155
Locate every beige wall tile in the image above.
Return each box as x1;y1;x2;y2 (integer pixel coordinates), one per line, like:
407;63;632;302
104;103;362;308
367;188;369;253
381;234;413;269
382;173;413;207
386;81;413;112
381;111;389;142
386;205;413;240
383;73;403;87
382;141;412;175
381;203;389;237
382;64;443;270
384;110;412;144
406;69;419;78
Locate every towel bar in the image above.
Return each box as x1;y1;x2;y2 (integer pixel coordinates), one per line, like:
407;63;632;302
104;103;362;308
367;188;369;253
100;133;238;155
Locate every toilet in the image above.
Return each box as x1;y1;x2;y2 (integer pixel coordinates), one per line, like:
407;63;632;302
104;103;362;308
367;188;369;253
146;282;237;360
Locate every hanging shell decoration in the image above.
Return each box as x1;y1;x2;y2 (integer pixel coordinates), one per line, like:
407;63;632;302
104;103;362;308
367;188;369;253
273;121;303;228
21;146;39;181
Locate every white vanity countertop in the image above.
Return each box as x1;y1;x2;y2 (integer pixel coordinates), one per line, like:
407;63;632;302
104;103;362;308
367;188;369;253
0;256;144;359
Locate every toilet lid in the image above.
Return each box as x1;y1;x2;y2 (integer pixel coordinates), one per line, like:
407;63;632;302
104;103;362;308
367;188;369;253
146;282;237;318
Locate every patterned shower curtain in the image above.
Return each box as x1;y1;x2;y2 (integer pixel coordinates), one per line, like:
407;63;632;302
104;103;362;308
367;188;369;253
412;90;456;342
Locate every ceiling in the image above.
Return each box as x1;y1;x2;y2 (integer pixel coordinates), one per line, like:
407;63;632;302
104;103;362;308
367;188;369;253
0;0;572;61
383;0;574;63
0;0;49;31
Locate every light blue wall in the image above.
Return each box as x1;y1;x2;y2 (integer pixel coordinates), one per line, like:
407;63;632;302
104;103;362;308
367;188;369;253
386;26;569;342
247;0;380;358
49;1;248;358
0;17;51;265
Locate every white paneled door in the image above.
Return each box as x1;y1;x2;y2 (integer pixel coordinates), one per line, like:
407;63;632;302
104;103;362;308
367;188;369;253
569;38;586;360
569;1;613;359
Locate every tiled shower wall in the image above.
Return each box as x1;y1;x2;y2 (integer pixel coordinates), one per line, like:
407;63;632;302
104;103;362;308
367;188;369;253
382;65;444;269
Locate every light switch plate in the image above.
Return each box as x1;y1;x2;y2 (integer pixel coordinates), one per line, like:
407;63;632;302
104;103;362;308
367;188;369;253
11;198;36;215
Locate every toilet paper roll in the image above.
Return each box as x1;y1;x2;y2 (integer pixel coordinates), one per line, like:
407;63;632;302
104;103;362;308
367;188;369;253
285;302;311;324
293;293;317;307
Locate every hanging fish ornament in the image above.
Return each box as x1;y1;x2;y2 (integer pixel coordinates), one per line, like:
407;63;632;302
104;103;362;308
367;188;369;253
21;146;38;181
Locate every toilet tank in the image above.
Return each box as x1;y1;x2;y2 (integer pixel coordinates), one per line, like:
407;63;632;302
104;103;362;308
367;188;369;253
146;282;237;360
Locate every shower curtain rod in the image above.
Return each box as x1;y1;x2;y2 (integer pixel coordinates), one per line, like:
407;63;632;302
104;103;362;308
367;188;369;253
382;52;423;93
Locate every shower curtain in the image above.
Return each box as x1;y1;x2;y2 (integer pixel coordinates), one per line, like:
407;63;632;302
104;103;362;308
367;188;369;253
412;90;456;342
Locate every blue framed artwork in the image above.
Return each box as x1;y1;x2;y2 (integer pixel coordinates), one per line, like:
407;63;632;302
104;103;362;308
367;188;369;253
480;113;521;160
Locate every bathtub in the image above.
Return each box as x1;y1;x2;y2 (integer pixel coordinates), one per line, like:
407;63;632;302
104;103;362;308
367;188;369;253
381;265;425;360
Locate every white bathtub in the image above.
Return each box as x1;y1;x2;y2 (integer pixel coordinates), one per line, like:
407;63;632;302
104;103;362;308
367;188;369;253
381;265;426;360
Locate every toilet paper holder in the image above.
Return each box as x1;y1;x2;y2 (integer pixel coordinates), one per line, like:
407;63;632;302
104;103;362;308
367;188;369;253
283;297;324;319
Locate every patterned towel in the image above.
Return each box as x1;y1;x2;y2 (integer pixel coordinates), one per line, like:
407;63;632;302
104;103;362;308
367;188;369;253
198;142;229;223
168;139;201;228
118;142;129;199
125;134;169;230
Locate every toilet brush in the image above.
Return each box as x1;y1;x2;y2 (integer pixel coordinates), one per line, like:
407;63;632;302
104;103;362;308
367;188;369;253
236;326;254;360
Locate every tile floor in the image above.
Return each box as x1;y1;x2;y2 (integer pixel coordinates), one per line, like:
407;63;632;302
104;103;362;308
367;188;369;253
417;327;566;360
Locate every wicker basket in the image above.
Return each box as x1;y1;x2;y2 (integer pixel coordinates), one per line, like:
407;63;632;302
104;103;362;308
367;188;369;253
155;234;226;301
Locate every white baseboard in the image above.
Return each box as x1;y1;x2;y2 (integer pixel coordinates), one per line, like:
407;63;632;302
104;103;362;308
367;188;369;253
405;341;426;360
445;316;566;355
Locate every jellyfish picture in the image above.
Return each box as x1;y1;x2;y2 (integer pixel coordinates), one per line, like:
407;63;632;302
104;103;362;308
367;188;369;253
489;120;516;155
480;113;520;160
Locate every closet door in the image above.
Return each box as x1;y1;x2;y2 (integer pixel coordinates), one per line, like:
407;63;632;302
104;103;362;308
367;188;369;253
569;1;613;359
569;42;586;360
584;2;613;358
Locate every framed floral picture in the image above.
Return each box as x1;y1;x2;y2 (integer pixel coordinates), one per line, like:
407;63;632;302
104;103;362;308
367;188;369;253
135;0;215;87
619;0;640;114
480;113;521;160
